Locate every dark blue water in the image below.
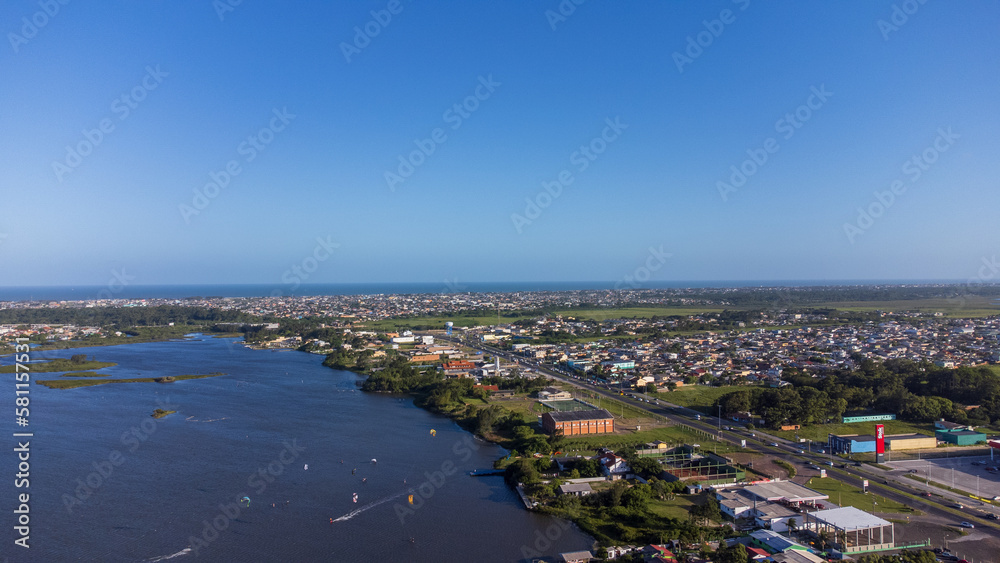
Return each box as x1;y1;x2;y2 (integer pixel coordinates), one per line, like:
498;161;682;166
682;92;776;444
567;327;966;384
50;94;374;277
0;336;592;562
0;280;965;301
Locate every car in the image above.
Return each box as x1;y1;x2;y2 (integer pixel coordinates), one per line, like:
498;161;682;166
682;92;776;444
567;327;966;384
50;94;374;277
797;449;805;454
854;461;863;466
769;442;779;447
923;491;933;497
825;461;834;466
954;503;965;509
989;513;1000;520
960;521;974;528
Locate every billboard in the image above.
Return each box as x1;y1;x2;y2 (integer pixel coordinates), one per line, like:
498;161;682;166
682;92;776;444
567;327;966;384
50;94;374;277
875;424;885;454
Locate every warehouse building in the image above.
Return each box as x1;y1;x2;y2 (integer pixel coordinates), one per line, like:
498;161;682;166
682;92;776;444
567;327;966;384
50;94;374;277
541;409;614;436
841;414;896;424
828;432;936;454
936;429;987;446
885;433;937;451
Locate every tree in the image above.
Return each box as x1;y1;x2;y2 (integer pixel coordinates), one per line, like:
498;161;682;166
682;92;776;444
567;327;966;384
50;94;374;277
70;354;87;364
787;518;797;535
716;543;748;563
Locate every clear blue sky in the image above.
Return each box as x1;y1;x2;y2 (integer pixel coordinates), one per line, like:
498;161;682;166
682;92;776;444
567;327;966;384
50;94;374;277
1;1;997;286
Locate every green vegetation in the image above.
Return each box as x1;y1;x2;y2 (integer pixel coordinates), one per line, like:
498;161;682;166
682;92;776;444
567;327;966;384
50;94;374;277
0;357;116;373
805;477;916;514
152;408;176;419
854;550;937;563
37;372;225;389
774;459;796;478
657;385;742;411
561;425;733;455
511;462;726;546
62;371;105;377
13;325;201;352
715;358;1000;429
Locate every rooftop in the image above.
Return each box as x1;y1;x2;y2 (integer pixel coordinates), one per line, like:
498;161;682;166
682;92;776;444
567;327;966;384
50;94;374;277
744;481;828;503
807;506;890;531
545;408;614;422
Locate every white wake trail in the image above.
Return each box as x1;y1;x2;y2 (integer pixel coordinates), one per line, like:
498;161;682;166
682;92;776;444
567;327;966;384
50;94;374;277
331;490;409;523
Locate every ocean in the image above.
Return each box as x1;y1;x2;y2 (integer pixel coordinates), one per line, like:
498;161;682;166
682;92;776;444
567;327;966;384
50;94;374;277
0;280;964;302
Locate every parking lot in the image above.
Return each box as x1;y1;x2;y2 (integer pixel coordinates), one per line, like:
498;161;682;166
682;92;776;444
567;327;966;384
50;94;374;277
887;454;1000;504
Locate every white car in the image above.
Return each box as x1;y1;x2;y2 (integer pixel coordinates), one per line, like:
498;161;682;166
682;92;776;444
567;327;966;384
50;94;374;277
960;521;975;528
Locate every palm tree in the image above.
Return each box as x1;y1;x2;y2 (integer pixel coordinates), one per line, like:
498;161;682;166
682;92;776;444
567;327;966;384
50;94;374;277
787;518;797;536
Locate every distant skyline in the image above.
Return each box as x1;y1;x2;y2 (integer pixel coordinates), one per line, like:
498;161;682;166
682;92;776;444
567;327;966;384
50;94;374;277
2;1;998;286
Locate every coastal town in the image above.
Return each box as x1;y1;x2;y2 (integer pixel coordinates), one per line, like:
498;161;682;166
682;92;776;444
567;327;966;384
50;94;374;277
4;287;1000;562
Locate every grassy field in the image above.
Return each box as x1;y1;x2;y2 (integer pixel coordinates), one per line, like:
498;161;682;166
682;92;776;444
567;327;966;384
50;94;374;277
0;358;117;373
814;296;1000;318
771;419;936;442
655;385;742;412
805;477;917;514
646;494;700;521
572;389;666;422
560;425;736;454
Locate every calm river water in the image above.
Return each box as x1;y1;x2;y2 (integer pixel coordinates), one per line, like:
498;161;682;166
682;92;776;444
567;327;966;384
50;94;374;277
0;335;592;562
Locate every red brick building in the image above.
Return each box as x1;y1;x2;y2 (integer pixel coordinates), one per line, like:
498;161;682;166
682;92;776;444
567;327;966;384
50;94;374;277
542;409;615;436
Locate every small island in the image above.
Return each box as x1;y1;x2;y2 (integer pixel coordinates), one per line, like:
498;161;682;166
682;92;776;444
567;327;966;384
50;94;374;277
0;355;117;373
151;408;176;419
38;372;226;390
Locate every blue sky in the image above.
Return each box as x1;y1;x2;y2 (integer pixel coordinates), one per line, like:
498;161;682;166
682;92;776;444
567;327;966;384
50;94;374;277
1;0;998;286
